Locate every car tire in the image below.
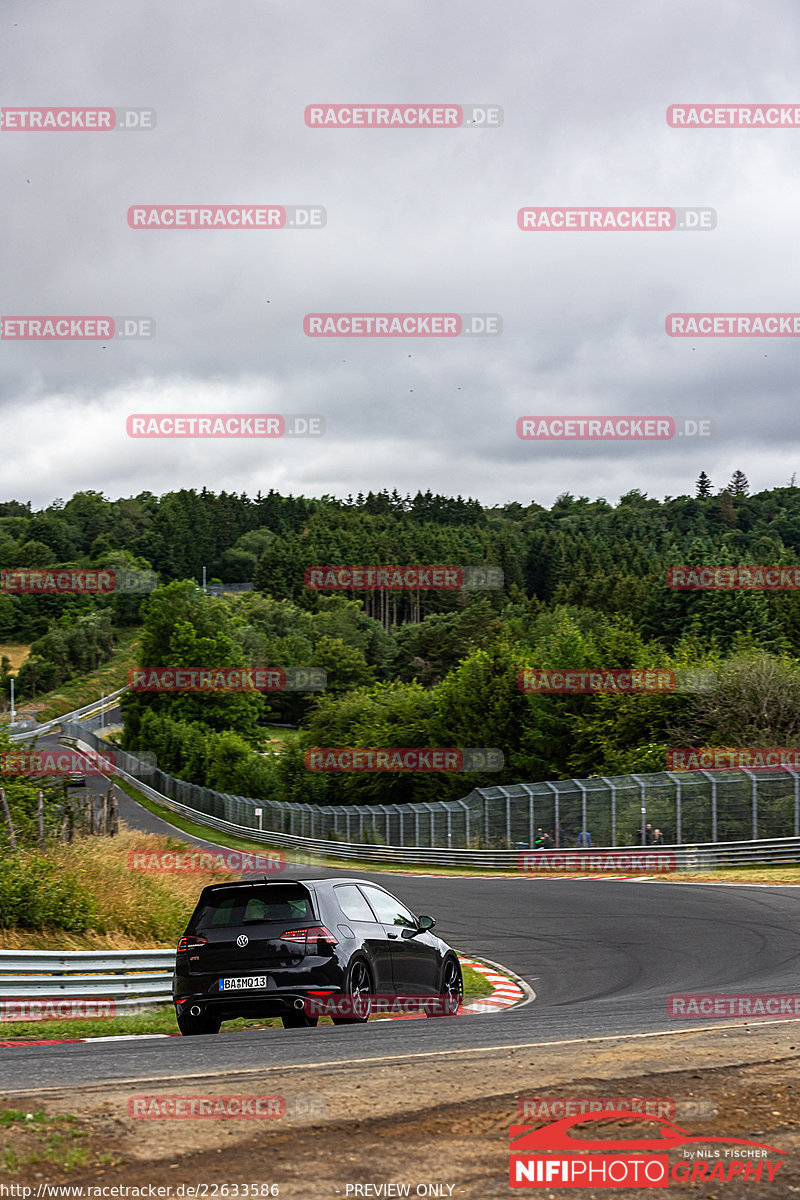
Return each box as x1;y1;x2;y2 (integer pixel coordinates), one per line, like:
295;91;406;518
331;957;373;1024
281;1012;319;1029
176;1009;221;1036
426;955;462;1017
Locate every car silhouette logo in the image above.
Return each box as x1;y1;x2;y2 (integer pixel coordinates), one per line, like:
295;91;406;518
236;935;248;948
509;1112;784;1155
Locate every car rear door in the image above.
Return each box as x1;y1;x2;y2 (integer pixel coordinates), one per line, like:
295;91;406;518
358;885;439;995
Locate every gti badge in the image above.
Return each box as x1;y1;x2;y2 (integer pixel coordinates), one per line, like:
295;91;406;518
237;934;249;948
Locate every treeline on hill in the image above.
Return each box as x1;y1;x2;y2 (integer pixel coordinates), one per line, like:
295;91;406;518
8;473;800;819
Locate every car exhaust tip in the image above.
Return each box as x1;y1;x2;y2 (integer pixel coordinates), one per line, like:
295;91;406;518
293;998;305;1011
189;1005;202;1017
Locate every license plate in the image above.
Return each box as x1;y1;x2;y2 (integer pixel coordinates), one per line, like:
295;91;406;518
219;975;269;991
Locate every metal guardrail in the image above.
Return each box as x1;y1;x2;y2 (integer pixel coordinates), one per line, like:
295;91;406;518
0;949;174;1011
61;731;800;870
8;688;128;743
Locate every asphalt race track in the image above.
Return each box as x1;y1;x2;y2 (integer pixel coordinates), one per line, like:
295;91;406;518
3;747;800;1093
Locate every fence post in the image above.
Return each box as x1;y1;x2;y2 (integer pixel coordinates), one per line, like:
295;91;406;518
484;792;489;849
0;788;18;851
543;781;559;845
666;773;683;844
456;798;470;848
600;777;617;846
792;769;800;837
527;787;535;849
699;771;717;842
109;788;119;836
631;775;647;845
742;769;758;840
37;789;45;848
575;780;588;841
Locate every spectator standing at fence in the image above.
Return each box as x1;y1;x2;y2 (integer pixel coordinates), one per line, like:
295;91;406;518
644;823;654;845
652;828;665;845
541;831;554;849
576;830;592;847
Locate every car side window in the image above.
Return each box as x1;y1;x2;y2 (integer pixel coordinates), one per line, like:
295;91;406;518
360;886;417;928
335;885;379;922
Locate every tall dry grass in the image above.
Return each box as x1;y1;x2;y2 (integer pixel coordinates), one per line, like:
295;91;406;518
0;829;238;948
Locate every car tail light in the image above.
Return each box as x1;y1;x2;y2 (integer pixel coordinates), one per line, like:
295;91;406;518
177;935;208;954
280;925;338;952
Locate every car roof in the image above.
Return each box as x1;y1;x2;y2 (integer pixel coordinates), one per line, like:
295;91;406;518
198;877;390;893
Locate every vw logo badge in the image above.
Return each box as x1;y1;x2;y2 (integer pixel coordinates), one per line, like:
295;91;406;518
236;934;249;948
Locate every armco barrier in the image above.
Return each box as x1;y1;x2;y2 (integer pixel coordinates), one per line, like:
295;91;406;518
8;688;127;743
62;726;800;869
0;949;174;1014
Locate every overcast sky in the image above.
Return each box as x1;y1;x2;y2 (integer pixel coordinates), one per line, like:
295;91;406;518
2;0;799;511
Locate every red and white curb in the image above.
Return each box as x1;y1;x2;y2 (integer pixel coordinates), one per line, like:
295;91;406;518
458;956;526;1013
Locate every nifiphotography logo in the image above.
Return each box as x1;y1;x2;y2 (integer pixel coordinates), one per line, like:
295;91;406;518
508;1111;784;1188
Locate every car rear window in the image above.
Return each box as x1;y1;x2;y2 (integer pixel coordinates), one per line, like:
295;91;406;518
191;885;314;931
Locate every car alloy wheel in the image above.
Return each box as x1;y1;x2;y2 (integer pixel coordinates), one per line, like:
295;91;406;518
427;955;462;1017
332;958;372;1024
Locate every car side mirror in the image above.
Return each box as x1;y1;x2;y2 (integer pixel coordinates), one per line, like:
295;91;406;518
401;914;436;939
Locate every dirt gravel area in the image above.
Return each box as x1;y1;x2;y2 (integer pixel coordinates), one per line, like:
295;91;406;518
1;1022;799;1197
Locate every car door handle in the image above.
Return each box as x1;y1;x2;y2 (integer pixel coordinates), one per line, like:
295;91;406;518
387;932;399;939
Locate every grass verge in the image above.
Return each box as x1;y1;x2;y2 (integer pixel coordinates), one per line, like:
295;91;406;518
0;1109;119;1174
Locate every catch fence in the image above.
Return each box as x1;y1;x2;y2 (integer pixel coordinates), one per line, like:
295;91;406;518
61;724;800;852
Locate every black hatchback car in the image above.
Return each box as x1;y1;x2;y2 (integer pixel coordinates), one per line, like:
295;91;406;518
173;877;463;1035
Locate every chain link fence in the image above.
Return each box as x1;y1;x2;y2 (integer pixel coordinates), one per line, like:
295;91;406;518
60;723;800;850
